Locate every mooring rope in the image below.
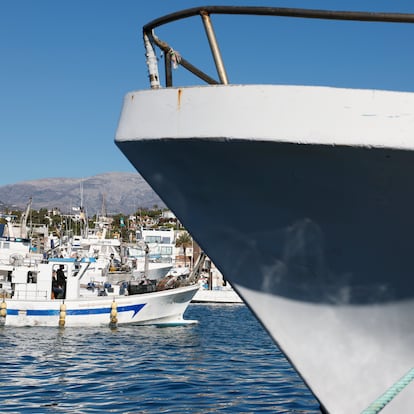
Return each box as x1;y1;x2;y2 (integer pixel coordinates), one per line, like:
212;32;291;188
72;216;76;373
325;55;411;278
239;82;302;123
361;367;414;413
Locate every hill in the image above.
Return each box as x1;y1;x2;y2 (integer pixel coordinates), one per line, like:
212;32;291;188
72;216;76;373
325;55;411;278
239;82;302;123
0;172;165;215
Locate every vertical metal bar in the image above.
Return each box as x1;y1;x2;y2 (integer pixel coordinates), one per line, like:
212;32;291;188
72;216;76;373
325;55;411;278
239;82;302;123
200;11;229;85
164;50;173;87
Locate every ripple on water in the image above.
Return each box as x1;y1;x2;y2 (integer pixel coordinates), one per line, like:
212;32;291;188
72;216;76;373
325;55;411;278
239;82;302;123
0;304;321;413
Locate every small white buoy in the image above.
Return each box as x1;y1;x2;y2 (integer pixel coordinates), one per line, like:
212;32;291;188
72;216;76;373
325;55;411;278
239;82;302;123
0;300;7;324
59;302;66;327
109;300;118;328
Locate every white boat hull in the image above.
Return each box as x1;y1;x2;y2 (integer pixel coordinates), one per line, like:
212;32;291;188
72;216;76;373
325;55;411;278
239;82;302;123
2;284;198;327
116;84;414;413
192;287;243;304
133;262;173;280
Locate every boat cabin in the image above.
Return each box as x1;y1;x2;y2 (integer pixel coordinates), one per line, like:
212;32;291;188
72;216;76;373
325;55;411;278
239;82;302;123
0;257;112;301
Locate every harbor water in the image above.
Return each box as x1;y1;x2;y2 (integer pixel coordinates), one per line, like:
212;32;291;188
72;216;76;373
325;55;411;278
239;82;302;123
0;304;321;413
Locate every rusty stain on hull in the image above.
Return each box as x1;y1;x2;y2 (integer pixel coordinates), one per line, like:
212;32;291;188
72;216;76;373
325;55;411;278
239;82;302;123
177;88;182;109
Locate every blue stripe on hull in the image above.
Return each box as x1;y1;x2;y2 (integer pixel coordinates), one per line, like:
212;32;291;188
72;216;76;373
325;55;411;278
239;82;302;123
6;304;145;318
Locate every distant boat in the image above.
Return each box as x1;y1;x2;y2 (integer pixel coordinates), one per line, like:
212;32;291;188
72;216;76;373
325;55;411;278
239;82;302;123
115;6;414;414
165;259;242;304
0;256;198;327
61;218;124;284
191;263;243;304
0;198;47;266
124;227;175;280
192;283;243;304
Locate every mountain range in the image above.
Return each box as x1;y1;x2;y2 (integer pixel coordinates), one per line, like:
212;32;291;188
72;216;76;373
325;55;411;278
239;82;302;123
0;172;166;215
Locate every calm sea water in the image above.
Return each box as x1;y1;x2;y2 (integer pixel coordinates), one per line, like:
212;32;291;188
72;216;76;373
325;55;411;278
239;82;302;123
0;304;322;413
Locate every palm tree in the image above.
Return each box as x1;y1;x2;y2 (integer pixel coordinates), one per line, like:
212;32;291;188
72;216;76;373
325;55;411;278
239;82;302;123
175;231;192;266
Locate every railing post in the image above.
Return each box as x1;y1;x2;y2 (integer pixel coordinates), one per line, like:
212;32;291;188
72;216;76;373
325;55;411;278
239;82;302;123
200;11;229;85
164;50;173;87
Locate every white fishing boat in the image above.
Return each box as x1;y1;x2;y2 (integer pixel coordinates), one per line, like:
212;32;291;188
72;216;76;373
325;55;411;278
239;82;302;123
0;256;199;327
0;200;47;266
124;227;175;280
68;228;123;283
115;6;414;414
192;283;243;304
191;262;243;304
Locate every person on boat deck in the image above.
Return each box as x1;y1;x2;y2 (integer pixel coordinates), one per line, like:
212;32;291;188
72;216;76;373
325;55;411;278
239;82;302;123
56;265;67;298
52;270;64;299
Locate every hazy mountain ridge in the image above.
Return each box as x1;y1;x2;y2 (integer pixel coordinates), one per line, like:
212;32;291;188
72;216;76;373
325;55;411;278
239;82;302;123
0;172;165;215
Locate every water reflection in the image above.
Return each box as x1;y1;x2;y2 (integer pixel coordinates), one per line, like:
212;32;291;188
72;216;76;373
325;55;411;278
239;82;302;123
0;305;321;413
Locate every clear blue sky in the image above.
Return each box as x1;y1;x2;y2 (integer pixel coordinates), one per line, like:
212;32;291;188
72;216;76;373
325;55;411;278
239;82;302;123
1;0;413;186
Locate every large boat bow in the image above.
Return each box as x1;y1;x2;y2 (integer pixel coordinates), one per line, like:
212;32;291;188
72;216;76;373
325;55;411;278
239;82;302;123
115;6;414;413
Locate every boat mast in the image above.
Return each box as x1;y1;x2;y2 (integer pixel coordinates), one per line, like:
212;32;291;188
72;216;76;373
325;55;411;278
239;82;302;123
79;179;88;238
20;197;32;239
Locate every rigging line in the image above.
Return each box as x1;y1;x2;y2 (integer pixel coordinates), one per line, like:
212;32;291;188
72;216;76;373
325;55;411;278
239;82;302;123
361;367;414;414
